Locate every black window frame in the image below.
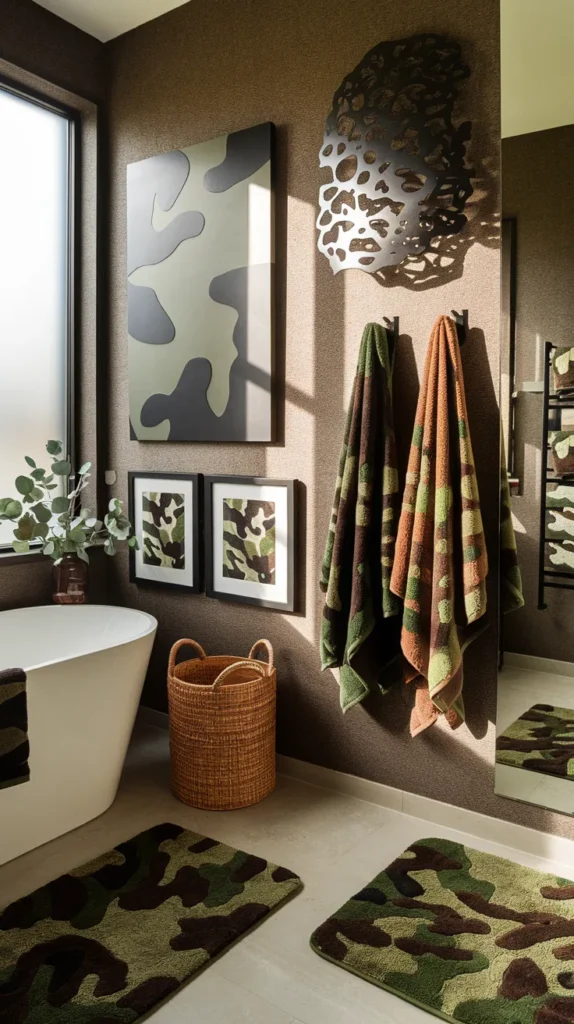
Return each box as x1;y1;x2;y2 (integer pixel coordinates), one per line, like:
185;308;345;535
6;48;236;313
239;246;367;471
0;75;81;555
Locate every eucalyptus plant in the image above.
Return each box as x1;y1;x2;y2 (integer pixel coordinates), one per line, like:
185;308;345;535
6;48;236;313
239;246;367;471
0;440;138;564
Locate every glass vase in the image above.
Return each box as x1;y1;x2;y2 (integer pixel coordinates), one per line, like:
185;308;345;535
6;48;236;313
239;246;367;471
52;553;88;604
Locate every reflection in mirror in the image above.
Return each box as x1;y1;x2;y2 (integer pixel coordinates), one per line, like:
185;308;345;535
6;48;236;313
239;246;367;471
496;0;574;816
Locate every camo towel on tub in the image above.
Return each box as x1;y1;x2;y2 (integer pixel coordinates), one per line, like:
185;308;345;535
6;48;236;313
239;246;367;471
390;314;488;736
0;668;29;789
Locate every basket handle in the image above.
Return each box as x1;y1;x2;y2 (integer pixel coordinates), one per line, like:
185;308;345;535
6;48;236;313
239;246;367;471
212;660;268;690
248;639;274;671
168;639;207;677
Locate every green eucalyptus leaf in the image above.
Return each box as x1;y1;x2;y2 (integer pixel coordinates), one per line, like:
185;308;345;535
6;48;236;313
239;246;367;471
105;516;129;540
32;502;52;524
15;476;34;495
79;462;92;475
31;468;46;481
52;524;65;539
68;526;87;543
46;483;58;490
24;456;36;468
127;535;139;550
0;498;22;520
46;440;62;456
29;487;43;502
43;540;55;557
80;508;90;520
16;515;35;541
51;496;69;515
85;517;97;529
109;498;122;514
33;522;49;540
52;460;72;476
12;540;30;554
77;548;90;563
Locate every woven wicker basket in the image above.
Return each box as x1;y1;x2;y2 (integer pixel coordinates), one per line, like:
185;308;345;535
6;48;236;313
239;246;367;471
167;638;276;811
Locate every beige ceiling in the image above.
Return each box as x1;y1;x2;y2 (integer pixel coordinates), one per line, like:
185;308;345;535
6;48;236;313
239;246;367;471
32;0;191;42
502;0;574;137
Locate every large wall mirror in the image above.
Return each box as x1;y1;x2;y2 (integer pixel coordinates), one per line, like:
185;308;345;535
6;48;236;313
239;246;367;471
497;0;574;815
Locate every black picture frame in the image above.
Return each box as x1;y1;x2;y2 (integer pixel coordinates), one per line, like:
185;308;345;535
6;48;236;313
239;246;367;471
205;475;296;612
128;471;202;593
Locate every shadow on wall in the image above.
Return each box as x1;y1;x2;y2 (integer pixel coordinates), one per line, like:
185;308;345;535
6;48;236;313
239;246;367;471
370;147;499;291
316;32;500;293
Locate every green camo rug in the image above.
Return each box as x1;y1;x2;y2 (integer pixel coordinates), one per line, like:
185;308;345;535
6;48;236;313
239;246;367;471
496;704;574;780
310;837;574;1023
0;822;302;1022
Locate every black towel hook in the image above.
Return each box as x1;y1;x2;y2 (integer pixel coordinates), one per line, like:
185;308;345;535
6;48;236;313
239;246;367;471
383;316;400;341
451;309;469;345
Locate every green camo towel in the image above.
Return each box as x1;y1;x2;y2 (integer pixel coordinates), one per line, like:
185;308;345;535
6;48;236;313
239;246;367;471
320;323;402;711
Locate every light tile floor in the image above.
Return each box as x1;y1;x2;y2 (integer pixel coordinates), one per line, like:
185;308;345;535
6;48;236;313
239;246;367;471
2;722;574;1023
496;664;574;816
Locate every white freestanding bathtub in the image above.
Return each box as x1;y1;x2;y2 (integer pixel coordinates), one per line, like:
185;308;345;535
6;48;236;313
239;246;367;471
0;604;157;865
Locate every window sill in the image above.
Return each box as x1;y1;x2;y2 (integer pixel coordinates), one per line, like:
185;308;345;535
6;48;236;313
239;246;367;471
0;549;45;568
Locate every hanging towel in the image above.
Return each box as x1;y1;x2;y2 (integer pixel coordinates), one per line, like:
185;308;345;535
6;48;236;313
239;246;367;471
321;322;402;710
500;443;525;615
390;314;488;736
0;668;30;790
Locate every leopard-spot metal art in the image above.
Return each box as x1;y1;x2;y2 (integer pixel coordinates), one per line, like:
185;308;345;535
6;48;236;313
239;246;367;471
317;34;474;276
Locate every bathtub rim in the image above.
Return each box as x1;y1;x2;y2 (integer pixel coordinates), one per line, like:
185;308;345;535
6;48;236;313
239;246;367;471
0;604;157;673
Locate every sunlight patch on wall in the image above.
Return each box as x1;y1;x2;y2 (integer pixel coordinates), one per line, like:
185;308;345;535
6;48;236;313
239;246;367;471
267;195;316;638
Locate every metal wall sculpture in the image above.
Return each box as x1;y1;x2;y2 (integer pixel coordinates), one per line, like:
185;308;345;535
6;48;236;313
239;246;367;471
128;122;275;442
317;35;473;276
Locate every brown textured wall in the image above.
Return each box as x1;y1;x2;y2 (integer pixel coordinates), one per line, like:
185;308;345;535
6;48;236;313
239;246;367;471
106;0;572;839
502;126;574;661
0;8;106;610
0;0;105;102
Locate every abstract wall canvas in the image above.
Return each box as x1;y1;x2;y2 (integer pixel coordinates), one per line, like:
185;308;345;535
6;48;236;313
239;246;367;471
128;472;201;592
205;476;295;611
127;123;275;442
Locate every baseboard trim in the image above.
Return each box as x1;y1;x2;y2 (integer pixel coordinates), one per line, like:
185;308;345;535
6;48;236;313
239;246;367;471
138;706;574;867
504;652;574;678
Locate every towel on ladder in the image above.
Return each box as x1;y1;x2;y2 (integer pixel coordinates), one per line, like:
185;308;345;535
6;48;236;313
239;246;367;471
320;322;402;710
0;667;30;789
390;314;488;735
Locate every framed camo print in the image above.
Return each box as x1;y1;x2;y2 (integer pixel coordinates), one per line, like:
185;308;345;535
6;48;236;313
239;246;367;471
128;472;201;592
127;122;275;442
205;475;296;611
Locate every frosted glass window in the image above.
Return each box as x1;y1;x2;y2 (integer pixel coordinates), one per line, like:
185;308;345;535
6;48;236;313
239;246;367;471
0;88;69;549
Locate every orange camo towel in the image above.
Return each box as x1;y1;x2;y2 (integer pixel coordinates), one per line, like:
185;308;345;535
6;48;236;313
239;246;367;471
390;315;488;736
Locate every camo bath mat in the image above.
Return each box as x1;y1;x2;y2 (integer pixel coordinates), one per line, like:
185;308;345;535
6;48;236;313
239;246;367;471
310;837;574;1024
496;703;574;780
0;822;302;1022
